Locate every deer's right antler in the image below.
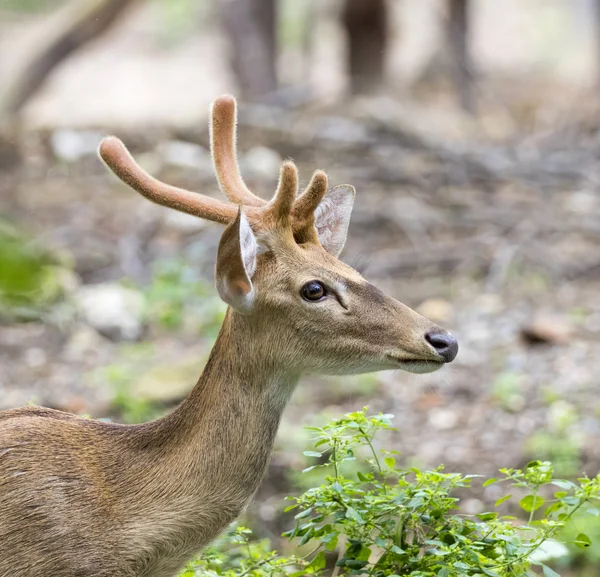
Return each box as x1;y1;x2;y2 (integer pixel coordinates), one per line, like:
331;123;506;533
98;95;330;240
99;136;242;225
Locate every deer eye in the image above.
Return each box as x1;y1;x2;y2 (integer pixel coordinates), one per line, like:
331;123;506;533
301;281;326;301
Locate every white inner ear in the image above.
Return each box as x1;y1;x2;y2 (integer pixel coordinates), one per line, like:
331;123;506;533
239;211;258;277
313;184;355;257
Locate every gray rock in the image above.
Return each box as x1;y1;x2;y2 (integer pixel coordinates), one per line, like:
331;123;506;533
241;146;282;181
427;408;459;431
64;324;111;363
157;140;213;177
521;314;573;345
164;211;209;233
75;284;146;342
50;129;104;162
129;353;204;404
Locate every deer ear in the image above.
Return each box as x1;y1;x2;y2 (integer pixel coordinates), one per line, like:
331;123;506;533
215;208;257;312
313;185;355;257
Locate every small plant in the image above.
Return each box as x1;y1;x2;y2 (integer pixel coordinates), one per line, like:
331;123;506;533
558;511;600;575
491;372;525;413
180;526;306;577
181;409;600;576
143;258;225;333
0;221;63;317
527;400;583;477
90;344;163;424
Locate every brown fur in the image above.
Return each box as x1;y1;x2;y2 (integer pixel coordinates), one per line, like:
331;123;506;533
0;95;455;577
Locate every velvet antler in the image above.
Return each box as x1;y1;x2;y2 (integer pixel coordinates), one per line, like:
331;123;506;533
210;95;265;208
98;136;240;225
98;95;333;238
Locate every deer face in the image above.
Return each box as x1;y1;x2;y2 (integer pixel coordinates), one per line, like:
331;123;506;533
98;94;457;376
272;247;455;375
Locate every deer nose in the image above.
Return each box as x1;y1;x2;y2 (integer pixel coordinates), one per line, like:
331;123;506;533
425;330;458;363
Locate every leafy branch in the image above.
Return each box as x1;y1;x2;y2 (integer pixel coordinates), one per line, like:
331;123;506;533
181;408;600;577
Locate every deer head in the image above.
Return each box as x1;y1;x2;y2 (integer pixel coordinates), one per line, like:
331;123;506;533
99;95;457;377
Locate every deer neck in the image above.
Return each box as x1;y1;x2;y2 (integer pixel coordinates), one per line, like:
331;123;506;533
171;307;298;435
138;308;299;516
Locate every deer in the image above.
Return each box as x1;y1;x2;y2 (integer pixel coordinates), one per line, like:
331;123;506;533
0;95;458;577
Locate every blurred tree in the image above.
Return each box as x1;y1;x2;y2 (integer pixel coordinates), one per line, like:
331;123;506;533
218;0;278;100
413;0;475;114
447;0;475;114
597;0;600;86
0;0;138;122
341;0;388;95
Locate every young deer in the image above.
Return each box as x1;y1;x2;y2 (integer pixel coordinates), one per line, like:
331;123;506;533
0;95;458;577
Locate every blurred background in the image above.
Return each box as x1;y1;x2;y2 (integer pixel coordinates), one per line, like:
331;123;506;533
1;0;600;573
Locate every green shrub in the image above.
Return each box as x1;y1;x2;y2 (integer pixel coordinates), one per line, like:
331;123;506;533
527;400;583;478
0;221;63;318
179;409;600;577
142;258;225;333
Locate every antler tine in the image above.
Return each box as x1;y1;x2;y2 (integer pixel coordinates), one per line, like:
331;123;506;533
211;95;266;208
98;137;238;225
292;170;328;221
270;160;299;224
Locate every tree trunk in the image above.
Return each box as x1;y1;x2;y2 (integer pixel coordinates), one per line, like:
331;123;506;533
0;0;138;123
597;0;600;86
447;0;475;114
342;0;388;95
218;0;277;101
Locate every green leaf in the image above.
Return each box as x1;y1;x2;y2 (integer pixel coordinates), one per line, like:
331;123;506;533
322;531;339;551
299;529;313;546
574;533;592;548
483;478;499;487
481;568;502;577
357;545;372;561
495;494;512;507
543;502;564;517
308;551;326;570
551;480;576;490
345;506;365;525
345;559;368;569
477;512;498;521
303;451;323;458
384;457;396;469
295;508;313;520
520;495;545;513
283;504;298;512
